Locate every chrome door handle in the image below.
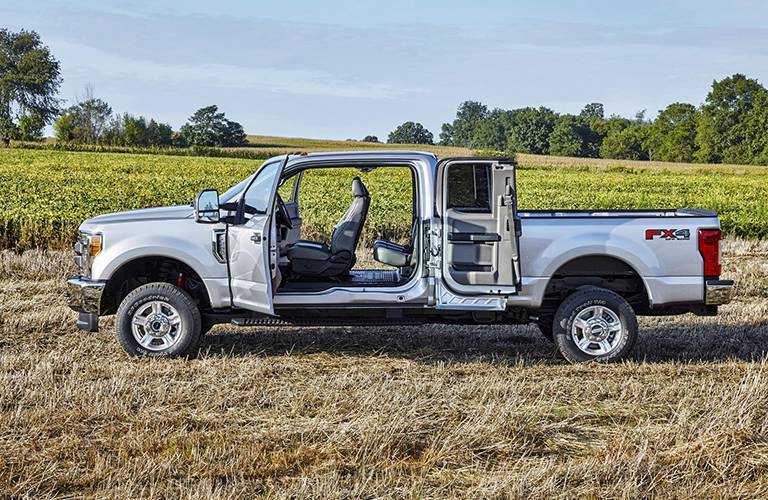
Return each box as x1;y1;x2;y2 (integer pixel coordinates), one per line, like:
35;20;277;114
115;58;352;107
250;232;263;243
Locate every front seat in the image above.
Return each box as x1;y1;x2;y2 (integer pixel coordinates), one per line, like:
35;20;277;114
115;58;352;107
287;177;370;278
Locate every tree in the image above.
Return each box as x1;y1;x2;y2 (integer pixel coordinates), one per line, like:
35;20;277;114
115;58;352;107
439;122;454;145
76;99;111;143
548;115;584;157
54;88;113;144
54;112;77;142
506;107;558;154
220;119;247;147
146;119;173;146
645;103;698;162
547;114;602;158
580;103;605;121
742;90;768;165
695;74;766;163
17;111;45;141
0;29;62;145
387;121;433;144
362;135;379;143
593;116;632;138
440;101;488;147
123;114;147;146
95;112;174;146
600;124;649;160
179;105;248;147
472;109;508;151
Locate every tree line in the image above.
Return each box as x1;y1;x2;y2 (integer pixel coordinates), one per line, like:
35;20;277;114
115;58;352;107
385;74;768;165
54;92;247;148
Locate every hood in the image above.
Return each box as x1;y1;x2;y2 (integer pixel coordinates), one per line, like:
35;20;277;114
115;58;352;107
85;205;194;225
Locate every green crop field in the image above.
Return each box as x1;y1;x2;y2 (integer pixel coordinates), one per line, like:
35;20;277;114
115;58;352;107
1;147;767;250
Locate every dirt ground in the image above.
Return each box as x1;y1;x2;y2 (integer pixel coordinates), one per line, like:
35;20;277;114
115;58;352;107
1;240;767;498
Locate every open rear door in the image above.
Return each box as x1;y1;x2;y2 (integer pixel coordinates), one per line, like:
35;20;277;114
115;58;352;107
434;158;521;309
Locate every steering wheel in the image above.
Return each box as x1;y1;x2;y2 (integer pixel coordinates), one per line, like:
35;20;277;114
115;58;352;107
276;194;294;229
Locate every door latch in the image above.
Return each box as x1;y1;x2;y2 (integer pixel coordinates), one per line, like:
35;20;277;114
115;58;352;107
250;232;263;243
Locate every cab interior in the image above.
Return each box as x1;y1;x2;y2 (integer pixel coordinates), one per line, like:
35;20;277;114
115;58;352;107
273;164;420;292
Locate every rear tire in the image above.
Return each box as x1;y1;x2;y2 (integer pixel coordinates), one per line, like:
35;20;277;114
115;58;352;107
553;287;637;363
116;282;202;357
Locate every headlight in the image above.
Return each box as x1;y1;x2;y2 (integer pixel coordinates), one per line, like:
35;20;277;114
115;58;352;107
87;233;103;257
75;231;103;278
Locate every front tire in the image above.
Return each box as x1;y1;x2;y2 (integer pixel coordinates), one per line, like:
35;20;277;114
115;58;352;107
116;283;202;357
553;287;638;363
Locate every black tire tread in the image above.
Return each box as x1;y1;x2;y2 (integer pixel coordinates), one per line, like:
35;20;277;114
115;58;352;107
553;287;638;363
115;282;202;357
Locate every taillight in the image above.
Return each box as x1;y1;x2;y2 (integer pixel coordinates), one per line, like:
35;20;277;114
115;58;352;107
698;228;721;277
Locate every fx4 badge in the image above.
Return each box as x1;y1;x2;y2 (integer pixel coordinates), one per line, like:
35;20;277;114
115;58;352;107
645;229;691;241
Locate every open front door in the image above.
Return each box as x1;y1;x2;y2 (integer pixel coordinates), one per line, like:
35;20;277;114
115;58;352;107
435;158;521;308
227;159;285;315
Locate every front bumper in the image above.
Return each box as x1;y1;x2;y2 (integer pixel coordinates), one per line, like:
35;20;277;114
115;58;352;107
705;279;735;305
66;276;107;314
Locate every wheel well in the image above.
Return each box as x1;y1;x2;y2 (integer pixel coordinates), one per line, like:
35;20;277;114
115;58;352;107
100;256;211;315
541;255;649;315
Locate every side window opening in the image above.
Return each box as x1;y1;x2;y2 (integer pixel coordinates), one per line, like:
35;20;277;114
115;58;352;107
447;163;491;212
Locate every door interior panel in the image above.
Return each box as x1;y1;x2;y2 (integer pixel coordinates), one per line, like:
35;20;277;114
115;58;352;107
445;212;499;285
439;159;520;294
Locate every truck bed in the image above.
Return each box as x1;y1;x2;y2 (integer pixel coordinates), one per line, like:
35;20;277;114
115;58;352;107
518;209;717;218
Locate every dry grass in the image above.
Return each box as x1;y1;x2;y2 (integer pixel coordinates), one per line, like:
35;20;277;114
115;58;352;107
1;240;768;497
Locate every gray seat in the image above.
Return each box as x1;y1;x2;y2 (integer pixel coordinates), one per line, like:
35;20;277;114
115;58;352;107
373;220;417;269
288;177;370;278
373;240;412;267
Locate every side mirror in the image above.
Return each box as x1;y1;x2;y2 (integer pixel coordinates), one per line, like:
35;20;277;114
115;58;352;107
195;189;220;223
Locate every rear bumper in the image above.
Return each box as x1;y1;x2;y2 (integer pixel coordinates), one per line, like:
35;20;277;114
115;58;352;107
66;276;107;314
705;279;735;305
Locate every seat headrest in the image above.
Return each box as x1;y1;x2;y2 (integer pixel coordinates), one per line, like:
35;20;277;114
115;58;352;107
352;177;369;198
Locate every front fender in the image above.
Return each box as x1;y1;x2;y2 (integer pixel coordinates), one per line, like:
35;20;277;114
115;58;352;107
91;235;225;281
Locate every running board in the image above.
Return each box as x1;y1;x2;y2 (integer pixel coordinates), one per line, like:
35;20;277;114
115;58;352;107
231;316;425;327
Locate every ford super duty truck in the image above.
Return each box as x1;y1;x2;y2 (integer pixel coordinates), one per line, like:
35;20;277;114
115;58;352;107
67;151;734;363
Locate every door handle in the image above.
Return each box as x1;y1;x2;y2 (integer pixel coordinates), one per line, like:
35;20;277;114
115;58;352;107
250;232;263;243
447;233;501;243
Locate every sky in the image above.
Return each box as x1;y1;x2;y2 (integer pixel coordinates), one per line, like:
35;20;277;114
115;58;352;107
3;0;768;140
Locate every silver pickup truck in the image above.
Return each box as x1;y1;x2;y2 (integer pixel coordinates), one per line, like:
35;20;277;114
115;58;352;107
67;151;734;363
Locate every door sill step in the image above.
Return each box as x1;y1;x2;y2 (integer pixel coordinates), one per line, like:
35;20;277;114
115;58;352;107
231;316;424;327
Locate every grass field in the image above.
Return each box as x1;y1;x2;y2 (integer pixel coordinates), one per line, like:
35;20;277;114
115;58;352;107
2;145;768;250
1;239;767;497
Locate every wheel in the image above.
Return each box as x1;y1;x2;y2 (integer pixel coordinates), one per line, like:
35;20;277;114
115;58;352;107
553;287;637;363
534;315;554;342
116;282;202;357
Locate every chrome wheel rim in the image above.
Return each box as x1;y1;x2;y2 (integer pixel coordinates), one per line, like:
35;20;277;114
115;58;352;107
571;305;623;356
131;300;182;351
